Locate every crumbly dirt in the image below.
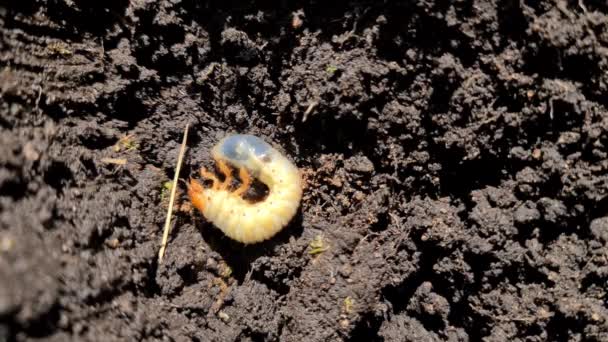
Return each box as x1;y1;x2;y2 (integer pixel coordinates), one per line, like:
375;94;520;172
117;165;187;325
1;1;608;341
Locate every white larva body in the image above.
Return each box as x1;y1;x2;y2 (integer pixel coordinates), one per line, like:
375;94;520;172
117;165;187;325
190;134;302;244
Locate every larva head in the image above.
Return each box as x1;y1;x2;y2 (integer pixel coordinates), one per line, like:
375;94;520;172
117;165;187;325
188;178;206;211
212;134;273;175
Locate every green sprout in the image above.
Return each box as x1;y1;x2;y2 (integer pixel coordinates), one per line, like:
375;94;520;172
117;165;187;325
160;181;173;201
326;65;338;74
343;296;354;314
308;235;329;255
219;262;233;279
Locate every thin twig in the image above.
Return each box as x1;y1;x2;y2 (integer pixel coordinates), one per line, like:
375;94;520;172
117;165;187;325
100;157;127;165
302;100;318;122
158;123;189;263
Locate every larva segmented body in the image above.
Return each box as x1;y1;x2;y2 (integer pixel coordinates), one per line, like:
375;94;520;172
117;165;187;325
188;134;303;244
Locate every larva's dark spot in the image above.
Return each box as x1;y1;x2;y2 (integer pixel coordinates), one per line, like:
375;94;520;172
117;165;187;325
261;154;272;163
207;196;211;201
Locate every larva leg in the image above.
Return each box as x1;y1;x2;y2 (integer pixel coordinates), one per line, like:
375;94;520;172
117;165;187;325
233;167;252;197
200;167;220;190
188;178;204;193
188;179;206;211
216;159;232;190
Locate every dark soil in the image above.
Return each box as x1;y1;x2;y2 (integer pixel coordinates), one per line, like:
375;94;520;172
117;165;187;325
1;0;608;341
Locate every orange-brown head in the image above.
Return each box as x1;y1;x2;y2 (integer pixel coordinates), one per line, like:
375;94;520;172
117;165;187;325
188;179;206;212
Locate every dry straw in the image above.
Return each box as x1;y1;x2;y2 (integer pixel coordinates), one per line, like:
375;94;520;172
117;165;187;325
158;123;189;263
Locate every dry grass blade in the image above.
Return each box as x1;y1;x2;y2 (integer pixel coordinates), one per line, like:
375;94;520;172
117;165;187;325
100;157;127;165
158;123;189;263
